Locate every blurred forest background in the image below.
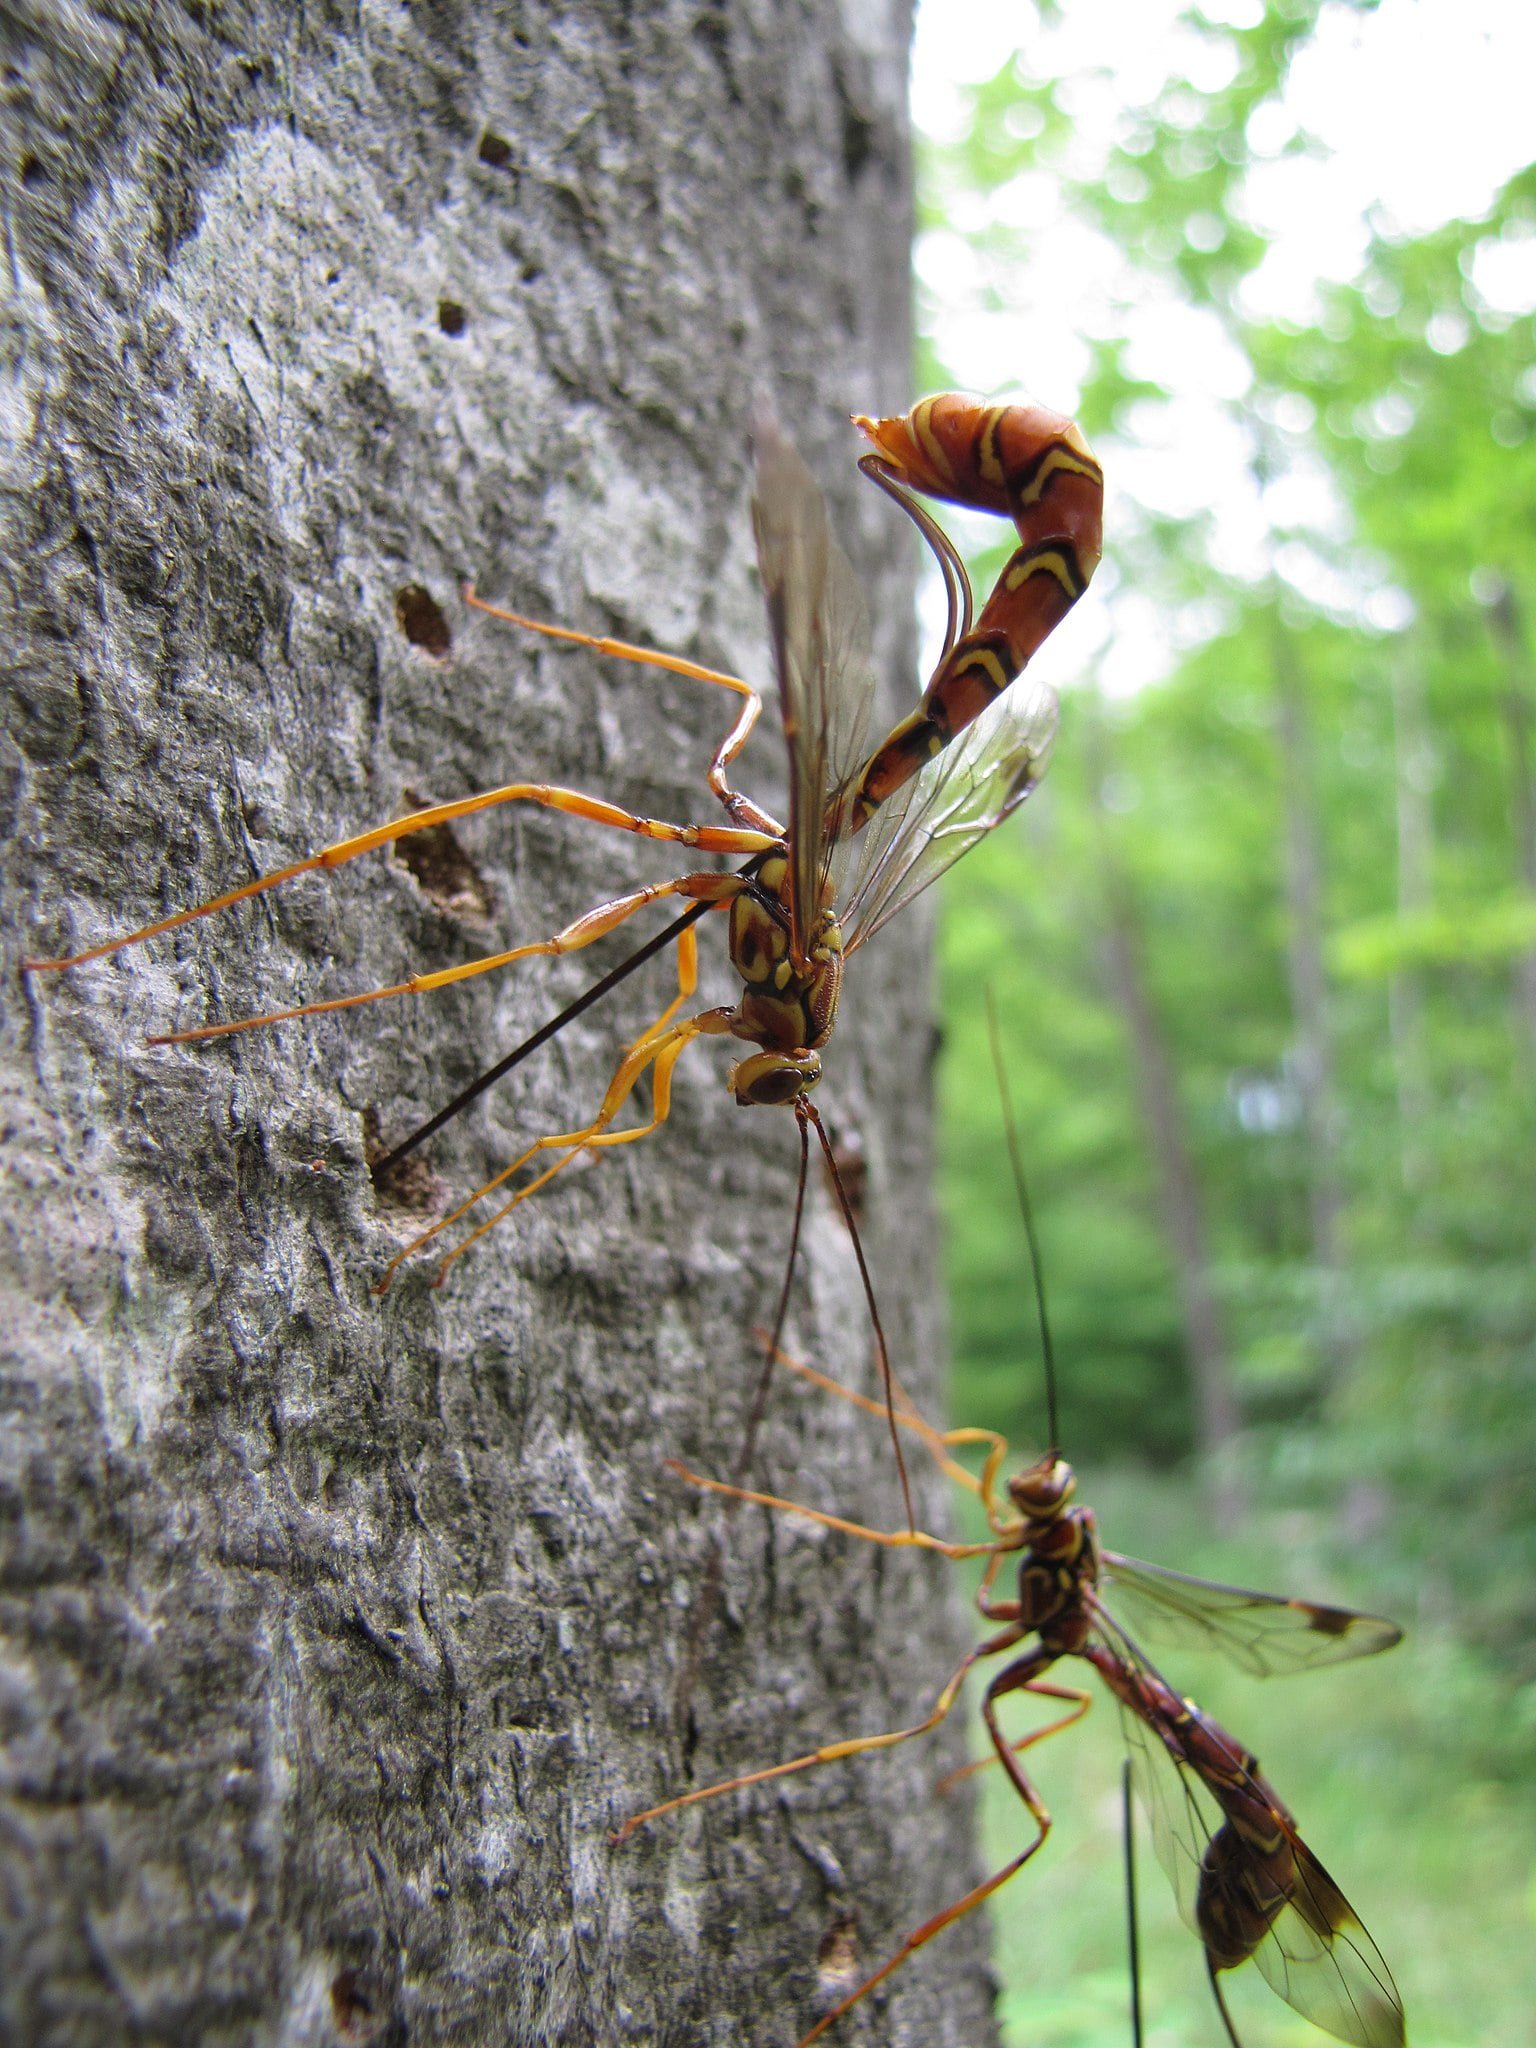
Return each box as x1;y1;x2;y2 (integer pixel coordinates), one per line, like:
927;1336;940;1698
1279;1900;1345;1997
908;0;1536;2041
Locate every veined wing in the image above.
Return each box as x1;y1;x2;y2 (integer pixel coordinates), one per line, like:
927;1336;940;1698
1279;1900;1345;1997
1250;1841;1405;2048
750;407;877;964
1100;1647;1225;1938
839;682;1057;956
1090;1634;1403;2048
1101;1552;1402;1680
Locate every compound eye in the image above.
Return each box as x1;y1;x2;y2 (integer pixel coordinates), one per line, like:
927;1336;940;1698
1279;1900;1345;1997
1008;1455;1075;1516
729;1051;822;1107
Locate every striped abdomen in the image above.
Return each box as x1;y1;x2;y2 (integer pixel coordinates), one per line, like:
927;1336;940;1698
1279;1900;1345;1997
847;393;1104;824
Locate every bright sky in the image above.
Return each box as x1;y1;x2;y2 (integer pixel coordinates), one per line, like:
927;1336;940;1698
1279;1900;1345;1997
910;0;1536;692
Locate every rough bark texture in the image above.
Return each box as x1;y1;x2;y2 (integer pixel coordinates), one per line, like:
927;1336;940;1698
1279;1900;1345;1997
0;7;1000;2047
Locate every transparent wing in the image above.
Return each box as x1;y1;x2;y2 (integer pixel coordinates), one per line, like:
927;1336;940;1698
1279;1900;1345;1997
1101;1552;1403;1680
1252;1844;1405;2048
1109;1657;1213;1935
839;682;1057;955
750;407;877;962
1094;1625;1404;2048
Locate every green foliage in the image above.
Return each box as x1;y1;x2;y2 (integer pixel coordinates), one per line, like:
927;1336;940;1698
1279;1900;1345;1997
921;0;1536;1731
972;1475;1536;2047
916;19;1536;2024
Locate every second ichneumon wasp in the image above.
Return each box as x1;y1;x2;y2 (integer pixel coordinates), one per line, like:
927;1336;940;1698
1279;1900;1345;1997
619;1002;1405;2048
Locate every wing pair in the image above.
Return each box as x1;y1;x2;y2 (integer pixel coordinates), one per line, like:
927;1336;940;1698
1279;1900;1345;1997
1089;1555;1404;2048
750;409;1057;966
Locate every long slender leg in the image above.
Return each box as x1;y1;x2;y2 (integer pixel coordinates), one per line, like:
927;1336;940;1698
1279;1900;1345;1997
147;871;746;1047
375;926;729;1289
375;922;706;1288
974;1549;1019;1620
803;1101;914;1532
936;1677;1092;1794
796;1655;1076;2048
24;781;774;975
762;1333;1011;1509
612;1634;1015;1845
798;1848;1037;2048
426;1012;710;1285
462;584;782;835
662;1460;1000;1562
669;1104;817;1733
1206;1961;1245;2048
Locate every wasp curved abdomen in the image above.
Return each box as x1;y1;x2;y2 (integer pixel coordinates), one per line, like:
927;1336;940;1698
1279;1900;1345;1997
847;393;1104;825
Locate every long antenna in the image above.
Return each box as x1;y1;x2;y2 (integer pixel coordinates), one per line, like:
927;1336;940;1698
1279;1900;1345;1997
671;1091;917;1727
984;988;1060;1456
371;854;766;1180
672;1102;814;1730
1123;1758;1144;2048
805;1098;914;1531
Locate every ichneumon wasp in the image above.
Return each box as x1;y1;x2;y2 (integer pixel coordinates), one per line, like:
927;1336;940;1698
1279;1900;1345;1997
618;1008;1405;2048
24;396;1101;1303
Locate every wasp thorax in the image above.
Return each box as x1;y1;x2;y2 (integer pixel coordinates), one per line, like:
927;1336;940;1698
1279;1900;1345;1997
729;1049;823;1107
1007;1455;1075;1520
758;851;791;901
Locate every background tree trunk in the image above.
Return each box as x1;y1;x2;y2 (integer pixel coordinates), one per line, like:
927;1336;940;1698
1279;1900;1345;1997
1483;578;1536;1061
1388;653;1434;1185
1272;617;1354;1396
1085;701;1242;1527
1;7;1000;2046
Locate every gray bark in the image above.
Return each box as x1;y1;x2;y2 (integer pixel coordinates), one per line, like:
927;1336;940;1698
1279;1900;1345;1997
0;7;999;2047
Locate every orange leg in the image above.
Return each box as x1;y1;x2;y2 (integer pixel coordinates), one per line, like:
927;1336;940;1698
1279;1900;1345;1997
23;779;774;976
755;1330;1013;1514
935;1678;1092;1795
463;583;783;836
375;923;730;1290
146;869;748;1047
661;1459;1001;1563
797;1660;1086;2048
610;1635;1011;1845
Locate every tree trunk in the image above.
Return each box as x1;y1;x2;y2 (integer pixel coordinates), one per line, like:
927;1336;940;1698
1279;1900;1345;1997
1272;616;1353;1393
1086;708;1242;1525
1483;578;1536;1060
1;8;999;2047
1388;653;1434;1185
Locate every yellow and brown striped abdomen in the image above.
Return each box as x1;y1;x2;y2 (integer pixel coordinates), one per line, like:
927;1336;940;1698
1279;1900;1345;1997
846;393;1104;824
852;392;1103;568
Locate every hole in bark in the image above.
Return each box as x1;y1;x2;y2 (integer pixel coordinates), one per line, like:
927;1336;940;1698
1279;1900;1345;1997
477;130;513;168
840;100;875;181
392;798;492;919
364;1107;449;1216
816;1912;861;2002
20;154;47;187
437;299;467;336
329;1968;383;2042
394;583;452;657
